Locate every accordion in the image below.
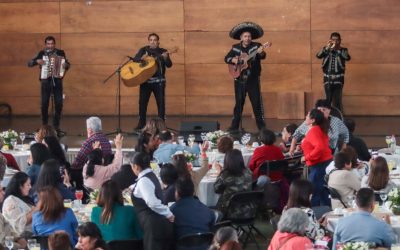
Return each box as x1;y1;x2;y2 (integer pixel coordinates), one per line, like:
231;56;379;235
40;54;66;79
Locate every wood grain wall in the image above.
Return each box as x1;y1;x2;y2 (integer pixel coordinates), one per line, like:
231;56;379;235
0;0;399;119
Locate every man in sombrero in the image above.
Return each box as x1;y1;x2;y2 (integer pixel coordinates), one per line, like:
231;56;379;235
224;21;270;132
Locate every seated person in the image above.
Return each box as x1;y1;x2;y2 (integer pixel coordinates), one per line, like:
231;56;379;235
279;123;298;153
135;131;159;159
32;187;78;246
249;128;285;181
26;143;50;186
361;156;397;194
110;163;137;191
326;146;368;180
213;136;234;167
332;188;395;249
344;119;371;162
160;163;178;205
268;208;312;250
83;134;123;190
0;140;21;171
327;152;361;209
170;178;215;240
91;180;142;242
76;222;109;250
48;231;73;250
153;130;200;164
209;227;241;250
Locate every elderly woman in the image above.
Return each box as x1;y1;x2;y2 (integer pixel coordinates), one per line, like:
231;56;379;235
268;208;312;250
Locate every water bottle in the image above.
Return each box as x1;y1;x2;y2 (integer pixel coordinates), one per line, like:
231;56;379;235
391;135;397;152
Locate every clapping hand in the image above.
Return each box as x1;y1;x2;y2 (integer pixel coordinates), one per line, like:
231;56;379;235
114;134;123;149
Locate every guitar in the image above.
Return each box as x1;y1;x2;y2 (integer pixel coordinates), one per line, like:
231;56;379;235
228;42;272;79
121;47;178;87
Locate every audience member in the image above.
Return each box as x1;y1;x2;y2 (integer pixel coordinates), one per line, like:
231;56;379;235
268;208;312;250
172;142;209;196
344;119;371;161
0;183;27;249
328;152;361;209
279;123;298;153
332;188;395;249
43;136;71;175
361;156;397;193
160;163;178;205
285;179;325;240
2;172;35;236
83;134;123;190
130;152;174;250
110;163;136;191
154;130;200;164
170;178;215;239
71;117;112;190
34;125;58;143
301;109;332;206
34;159;75;203
91;180;142;242
209;227;240;250
76;222;109;250
142;117;167;136
214;149;252;217
213;136;234;167
48;231;72;250
135;131;159;159
26;143;50;186
0;139;20;171
32;187;78;246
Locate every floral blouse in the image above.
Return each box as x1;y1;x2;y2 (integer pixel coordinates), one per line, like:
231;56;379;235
2;195;33;236
301;207;325;240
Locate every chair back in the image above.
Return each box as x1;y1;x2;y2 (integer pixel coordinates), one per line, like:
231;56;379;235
211;221;232;233
176;232;214;250
259;159;288;176
258;181;282;211
32;235;49;250
326;186;348;208
312;206;332;220
225;191;264;221
108;239;143;250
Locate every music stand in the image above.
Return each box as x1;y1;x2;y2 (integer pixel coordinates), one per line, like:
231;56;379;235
103;58;131;135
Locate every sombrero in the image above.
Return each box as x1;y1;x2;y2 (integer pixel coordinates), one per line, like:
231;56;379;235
229;21;264;40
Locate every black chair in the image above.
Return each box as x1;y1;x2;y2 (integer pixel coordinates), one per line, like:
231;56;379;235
312;206;332;220
108;239;143;250
256;180;282;218
270;215;281;232
326;186;347;208
211;220;232;233
225;191;265;250
258;159;288;177
32;235;49;250
176;232;214;250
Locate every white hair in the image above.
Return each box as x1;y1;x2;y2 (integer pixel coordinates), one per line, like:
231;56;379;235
278;208;309;235
86;116;102;132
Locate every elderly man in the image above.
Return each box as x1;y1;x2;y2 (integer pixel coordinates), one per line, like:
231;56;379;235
71;117;111;188
289;99;349;155
333;188;395;249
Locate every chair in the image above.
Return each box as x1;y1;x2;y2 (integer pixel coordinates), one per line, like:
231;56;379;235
108;239;143;250
176;232;214;250
270;215;281;232
258;159;288;177
225;191;265;250
211;220;232;233
312;206;332;220
326;186;347;208
32;235;49;250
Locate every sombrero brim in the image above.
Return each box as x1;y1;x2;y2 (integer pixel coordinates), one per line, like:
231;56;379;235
229;22;264;40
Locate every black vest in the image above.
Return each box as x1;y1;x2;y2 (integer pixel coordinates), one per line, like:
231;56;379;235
131;170;163;213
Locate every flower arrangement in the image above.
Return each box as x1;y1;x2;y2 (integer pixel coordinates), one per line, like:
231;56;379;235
337;242;373;250
0;129;18;150
89;189;99;203
183;151;197;163
388;188;400;214
205;130;229;144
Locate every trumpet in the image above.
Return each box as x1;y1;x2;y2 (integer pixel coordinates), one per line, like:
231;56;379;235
326;40;336;49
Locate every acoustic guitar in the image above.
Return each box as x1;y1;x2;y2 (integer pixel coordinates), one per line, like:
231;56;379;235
121;47;178;87
228;42;272;79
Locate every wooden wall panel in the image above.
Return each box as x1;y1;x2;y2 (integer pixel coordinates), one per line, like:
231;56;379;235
0;2;60;33
60;1;184;33
277;92;305;119
185;31;310;64
343;96;400;116
311;31;400;64
61;32;184;65
311;0;400;31
185;0;310;31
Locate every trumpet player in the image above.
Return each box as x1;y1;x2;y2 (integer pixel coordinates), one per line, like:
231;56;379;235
316;32;350;113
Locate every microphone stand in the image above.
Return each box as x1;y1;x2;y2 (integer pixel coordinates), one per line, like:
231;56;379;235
103;58;132;135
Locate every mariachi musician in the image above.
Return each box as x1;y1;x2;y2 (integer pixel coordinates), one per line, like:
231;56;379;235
28;36;70;135
224;22;270;131
132;33;172;130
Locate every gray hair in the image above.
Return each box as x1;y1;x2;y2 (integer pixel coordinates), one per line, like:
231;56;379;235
209;227;238;250
86;116;102;132
277;208;309;235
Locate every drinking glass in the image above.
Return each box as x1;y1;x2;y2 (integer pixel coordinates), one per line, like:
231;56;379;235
380;193;388;209
27;239;37;250
241;133;251;145
347;194;355;208
75;190;83;201
10;138;17;150
63;199;72;208
5;236;13;250
177;136;185;146
188;134;196;147
200;132;207;142
19;132;26;146
386;136;392;149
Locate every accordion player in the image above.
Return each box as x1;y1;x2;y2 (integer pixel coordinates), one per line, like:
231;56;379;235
40;54;67;79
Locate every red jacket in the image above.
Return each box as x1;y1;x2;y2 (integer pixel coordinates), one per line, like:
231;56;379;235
301;126;332;166
0;151;21;171
248;145;285;181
